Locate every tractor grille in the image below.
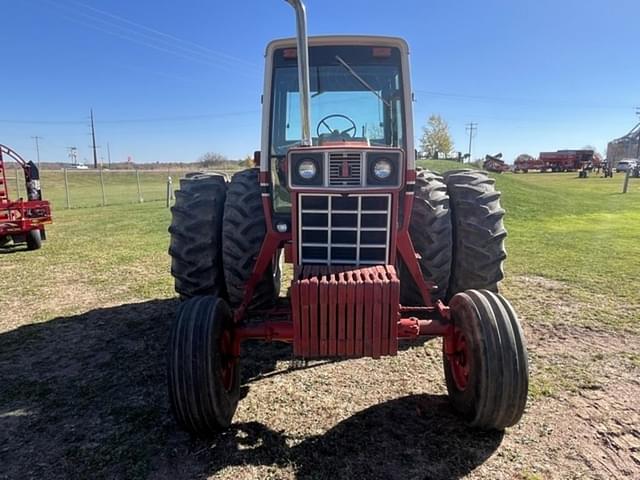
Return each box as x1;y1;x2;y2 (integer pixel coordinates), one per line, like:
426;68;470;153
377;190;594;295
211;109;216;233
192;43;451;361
298;194;390;265
328;152;362;187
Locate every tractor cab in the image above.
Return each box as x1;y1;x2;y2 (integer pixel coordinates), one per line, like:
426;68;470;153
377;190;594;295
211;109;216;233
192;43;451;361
264;37;414;222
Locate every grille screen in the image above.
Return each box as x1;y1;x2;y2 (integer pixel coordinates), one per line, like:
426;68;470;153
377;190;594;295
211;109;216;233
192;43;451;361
299;194;390;265
328;152;362;187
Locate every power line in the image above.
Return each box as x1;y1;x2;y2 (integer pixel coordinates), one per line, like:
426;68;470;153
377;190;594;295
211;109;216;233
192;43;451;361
0;109;260;125
39;0;259;76
466;123;478;162
415;89;635;111
65;0;259;69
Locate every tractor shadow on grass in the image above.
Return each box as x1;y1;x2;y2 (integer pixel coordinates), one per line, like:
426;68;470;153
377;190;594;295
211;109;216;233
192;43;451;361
200;395;503;480
0;244;29;254
0;299;501;480
0;298;318;479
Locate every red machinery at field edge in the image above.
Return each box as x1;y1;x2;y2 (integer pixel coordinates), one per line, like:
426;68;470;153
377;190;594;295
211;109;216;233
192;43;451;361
0;144;52;250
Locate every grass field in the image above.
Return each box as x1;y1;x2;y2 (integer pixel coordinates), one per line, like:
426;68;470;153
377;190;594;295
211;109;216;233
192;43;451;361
1;164;639;479
11;167;236;210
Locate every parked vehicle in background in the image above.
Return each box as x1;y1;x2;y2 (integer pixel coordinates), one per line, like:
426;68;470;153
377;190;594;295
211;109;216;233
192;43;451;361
615;159;636;172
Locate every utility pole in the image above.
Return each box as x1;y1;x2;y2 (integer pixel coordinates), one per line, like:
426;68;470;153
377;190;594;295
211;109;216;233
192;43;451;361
107;142;112;168
635;107;640;160
90;108;98;169
67;146;78;166
466;123;478;163
31;135;43;168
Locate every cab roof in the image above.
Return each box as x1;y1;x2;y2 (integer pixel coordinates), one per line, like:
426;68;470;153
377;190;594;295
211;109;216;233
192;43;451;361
265;35;410;57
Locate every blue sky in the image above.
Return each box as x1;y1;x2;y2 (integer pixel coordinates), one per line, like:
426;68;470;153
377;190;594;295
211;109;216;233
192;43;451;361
1;0;638;164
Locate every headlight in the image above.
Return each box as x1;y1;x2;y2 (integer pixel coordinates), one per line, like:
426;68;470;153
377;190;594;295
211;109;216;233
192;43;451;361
373;159;392;179
298;160;317;180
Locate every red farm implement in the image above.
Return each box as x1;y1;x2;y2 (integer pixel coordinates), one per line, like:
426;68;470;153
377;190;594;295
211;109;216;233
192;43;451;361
515;150;601;173
0;144;52;250
166;0;529;437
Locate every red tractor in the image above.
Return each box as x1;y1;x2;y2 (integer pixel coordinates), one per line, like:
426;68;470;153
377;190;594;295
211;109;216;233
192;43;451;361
167;0;528;437
0;144;52;250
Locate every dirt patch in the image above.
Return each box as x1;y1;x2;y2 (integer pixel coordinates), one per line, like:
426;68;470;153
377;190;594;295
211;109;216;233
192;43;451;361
0;275;638;479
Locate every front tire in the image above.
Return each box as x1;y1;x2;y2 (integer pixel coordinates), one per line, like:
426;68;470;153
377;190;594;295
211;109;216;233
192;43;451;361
167;295;240;437
443;289;529;430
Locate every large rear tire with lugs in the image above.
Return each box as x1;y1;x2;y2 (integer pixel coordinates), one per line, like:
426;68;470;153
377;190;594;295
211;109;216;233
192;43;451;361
222;168;280;309
443;289;529;430
444;170;506;296
167;295;240;437
400;169;452;304
168;174;227;298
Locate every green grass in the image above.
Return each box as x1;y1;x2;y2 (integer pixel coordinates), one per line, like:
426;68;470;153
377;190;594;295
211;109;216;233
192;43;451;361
421;160;640;306
2;163;639;327
1;164;638;480
0;202;175;322
12;167;240;210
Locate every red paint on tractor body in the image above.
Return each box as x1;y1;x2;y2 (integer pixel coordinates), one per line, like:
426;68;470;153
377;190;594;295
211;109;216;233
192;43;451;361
291;265;400;358
229;166;453;360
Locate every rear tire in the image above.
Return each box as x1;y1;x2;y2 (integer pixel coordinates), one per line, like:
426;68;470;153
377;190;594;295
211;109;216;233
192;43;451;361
401;169;452;304
167;295;240;437
443;289;528;430
169;174;227;298
444;170;506;296
222;168;280;308
26;229;42;250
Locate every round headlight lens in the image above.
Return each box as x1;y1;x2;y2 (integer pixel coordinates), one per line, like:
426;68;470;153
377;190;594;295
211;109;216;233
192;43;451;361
373;159;392;179
298;160;317;180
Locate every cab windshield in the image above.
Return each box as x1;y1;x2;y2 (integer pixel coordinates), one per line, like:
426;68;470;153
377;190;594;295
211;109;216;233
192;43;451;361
270;45;406;155
269;44;406;213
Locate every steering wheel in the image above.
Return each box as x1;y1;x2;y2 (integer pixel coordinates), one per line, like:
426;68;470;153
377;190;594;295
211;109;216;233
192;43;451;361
316;114;357;138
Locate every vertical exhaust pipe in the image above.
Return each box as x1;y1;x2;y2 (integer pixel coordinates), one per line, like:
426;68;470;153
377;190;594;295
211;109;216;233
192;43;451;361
285;0;312;146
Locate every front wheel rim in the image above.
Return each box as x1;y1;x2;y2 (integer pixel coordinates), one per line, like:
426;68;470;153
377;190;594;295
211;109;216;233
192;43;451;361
449;327;470;391
218;329;237;392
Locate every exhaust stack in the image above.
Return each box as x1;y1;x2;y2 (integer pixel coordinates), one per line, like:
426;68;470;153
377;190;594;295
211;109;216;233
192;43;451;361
285;0;312;146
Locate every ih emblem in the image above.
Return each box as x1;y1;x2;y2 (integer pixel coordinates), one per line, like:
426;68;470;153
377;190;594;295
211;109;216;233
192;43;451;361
341;160;350;177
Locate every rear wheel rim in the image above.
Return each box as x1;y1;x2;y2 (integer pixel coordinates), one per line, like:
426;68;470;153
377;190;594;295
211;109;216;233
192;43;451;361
449;327;470;390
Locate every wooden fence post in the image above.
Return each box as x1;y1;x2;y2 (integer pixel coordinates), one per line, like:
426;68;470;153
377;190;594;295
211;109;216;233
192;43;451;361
99;168;106;206
64;168;71;208
166;176;173;207
622;168;631;194
136;170;143;203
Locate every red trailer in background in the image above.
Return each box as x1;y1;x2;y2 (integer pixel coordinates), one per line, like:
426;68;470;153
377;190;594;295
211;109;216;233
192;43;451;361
0;144;52;250
540;150;601;172
514;154;544;173
483;153;510;173
515;150;601;173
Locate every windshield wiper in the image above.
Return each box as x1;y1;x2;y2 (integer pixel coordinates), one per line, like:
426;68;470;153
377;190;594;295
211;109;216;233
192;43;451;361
335;55;391;108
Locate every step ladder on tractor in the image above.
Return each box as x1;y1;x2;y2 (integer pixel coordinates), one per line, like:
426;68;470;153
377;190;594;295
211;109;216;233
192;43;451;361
166;0;529;437
0;144;52;250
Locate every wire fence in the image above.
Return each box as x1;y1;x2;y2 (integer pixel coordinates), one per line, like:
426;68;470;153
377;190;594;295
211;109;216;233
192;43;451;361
10;168;197;210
